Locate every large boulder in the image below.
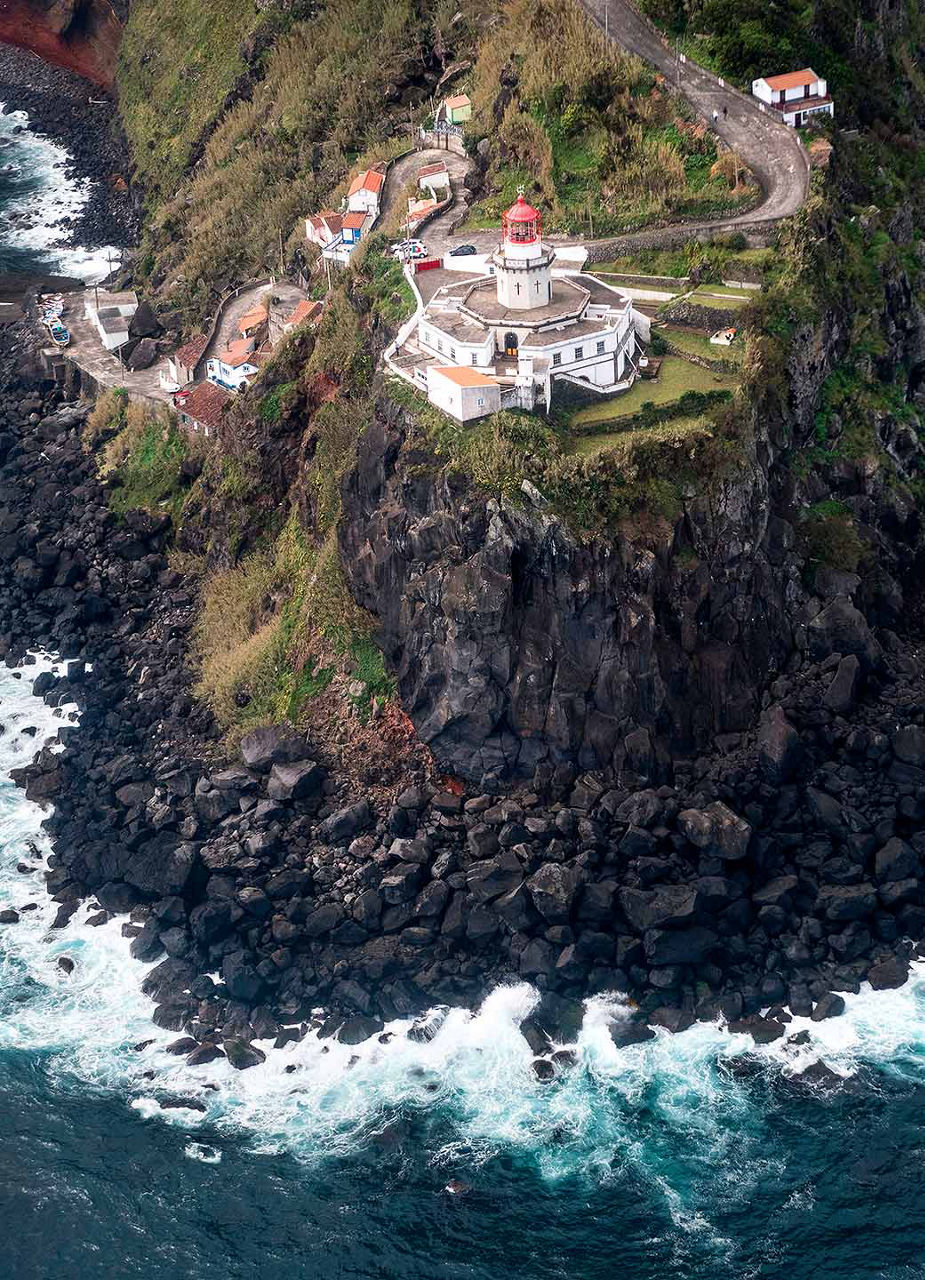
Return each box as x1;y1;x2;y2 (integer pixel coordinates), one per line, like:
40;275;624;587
267;759;323;801
240;726;308;772
128;300;161;338
815;883;877;921
874;837;919;884
677;803;751;859
807;596;881;670
891;725;925;768
823;654;860;714
620;884;699;933
124;337;157;371
526;863;580;923
644;925;718;966
467;852;523;903
224;1039;267;1070
757;705;804;783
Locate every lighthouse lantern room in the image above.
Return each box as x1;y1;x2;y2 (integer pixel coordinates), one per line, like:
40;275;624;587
492;190;555;311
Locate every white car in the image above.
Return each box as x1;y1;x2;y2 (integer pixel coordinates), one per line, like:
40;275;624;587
392;239;428;261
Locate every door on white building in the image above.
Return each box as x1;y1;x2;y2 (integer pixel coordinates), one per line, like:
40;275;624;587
504;332;518;358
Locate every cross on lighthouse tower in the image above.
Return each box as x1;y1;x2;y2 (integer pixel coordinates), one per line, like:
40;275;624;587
492;190;555;311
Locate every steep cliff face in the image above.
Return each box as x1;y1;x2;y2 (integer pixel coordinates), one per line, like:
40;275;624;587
0;0;122;86
340;253;925;785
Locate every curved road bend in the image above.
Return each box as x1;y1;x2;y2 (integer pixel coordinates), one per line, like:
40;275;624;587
578;0;809;225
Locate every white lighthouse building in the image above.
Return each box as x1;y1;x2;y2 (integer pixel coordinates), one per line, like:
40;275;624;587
398;191;639;423
492;195;555;310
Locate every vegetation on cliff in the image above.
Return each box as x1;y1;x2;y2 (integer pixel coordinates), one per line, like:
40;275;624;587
466;0;756;234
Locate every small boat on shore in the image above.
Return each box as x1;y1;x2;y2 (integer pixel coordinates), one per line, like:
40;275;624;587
43;317;70;347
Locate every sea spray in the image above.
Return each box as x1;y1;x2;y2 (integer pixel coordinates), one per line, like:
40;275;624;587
0;103;119;280
3;660;925;1214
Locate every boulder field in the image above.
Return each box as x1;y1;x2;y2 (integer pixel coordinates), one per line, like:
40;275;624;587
1;326;925;1067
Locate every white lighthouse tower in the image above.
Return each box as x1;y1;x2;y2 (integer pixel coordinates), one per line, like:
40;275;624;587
492;191;555;311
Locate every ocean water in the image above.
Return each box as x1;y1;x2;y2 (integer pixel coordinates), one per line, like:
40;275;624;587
1;661;925;1280
0;102;118;281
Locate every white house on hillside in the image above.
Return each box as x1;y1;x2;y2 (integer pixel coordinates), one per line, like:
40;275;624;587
417;160;450;199
426;365;501;421
751;69;834;127
305;211;343;248
206;336;261;391
346;169;384;215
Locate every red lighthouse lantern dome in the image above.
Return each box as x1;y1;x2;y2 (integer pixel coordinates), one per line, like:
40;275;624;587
502;192;542;245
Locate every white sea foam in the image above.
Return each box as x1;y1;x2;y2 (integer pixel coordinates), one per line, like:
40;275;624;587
2;658;925;1215
0;104;121;282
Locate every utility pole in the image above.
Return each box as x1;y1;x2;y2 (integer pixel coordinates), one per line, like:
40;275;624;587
605;2;609;39
278;228;285;279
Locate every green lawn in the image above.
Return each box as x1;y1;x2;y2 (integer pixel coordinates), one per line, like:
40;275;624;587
568;357;738;431
586;245;773;280
691;283;754;299
659;324;744;365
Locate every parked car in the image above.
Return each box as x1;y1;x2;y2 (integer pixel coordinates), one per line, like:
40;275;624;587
392;238;428;260
449;244;477;256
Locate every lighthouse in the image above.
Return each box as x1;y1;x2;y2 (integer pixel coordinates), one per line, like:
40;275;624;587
492;191;555;311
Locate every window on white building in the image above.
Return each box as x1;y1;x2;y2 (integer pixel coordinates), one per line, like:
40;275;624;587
596;340;605;355
574;346;584;361
449;348;456;360
552;352;561;367
437;339;443;352
471;352;478;364
477;398;485;406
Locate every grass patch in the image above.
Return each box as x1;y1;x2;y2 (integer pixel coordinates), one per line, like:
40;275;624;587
92;395;199;519
117;0;274;198
464;0;756;238
658;324;744;366
799;501;865;573
568;357;737;429
569;412;709;457
588;242;772;282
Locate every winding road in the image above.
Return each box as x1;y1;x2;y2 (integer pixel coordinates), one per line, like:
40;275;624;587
579;0;810;228
418;0;809;256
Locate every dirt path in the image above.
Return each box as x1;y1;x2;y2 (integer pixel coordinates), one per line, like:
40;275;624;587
578;0;809;228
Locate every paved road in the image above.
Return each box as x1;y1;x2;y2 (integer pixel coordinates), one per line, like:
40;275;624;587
57;304;173;405
379;146;472;237
413;0;809;259
578;0;809;226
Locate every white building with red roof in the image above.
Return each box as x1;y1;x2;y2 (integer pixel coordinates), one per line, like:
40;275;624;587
161;333;208;392
751;68;834;127
346;168;385;215
398;191;638;419
175;380;231;438
305;210;343;249
417;160;450;198
206;335;263;392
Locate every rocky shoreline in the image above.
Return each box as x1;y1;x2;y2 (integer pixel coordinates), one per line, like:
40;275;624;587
0;330;923;1070
0;42;139;256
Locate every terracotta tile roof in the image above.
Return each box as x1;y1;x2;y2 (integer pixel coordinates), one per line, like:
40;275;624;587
216;337;258;368
285;299;322;328
763;68;819;90
444;94;471;110
238;304;268;333
431;365;498;388
348;169;385;196
342;210;367;231
174;334;208;369
308;210;343;236
178;381;230;431
418;161;449;180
